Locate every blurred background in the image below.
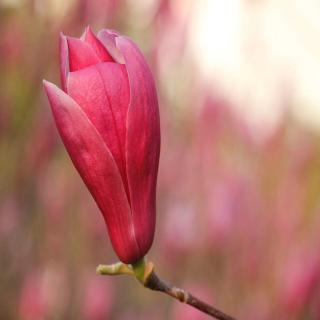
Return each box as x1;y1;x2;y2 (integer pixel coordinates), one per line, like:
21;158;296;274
1;0;320;319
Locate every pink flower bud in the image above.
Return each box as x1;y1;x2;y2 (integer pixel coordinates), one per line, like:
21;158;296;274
43;27;160;264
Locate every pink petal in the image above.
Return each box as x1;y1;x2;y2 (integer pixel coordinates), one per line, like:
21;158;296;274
59;33;69;92
83;26;114;62
116;36;160;255
97;29;125;64
43;80;140;263
66;62;130;199
67;37;101;72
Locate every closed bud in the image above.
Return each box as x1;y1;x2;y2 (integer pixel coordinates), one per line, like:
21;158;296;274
43;27;160;264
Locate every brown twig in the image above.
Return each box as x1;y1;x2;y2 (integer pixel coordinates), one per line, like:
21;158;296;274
144;270;237;320
97;260;237;320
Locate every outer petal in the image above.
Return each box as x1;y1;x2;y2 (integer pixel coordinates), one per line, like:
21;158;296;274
43;80;140;263
67;62;130;199
59;33;69;92
116;37;160;255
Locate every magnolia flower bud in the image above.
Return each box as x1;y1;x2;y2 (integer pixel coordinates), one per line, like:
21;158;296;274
43;27;160;264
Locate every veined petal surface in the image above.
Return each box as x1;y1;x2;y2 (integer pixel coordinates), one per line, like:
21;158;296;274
43;80;140;263
116;36;160;254
67;62;130;199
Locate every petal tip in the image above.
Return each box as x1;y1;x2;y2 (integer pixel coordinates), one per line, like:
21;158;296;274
43;79;53;92
115;35;131;49
86;25;94;33
82;25;91;39
107;29;121;36
43;81;64;103
83;25;96;41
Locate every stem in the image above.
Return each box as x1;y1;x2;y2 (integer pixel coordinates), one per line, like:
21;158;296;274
97;260;237;320
144;270;237;320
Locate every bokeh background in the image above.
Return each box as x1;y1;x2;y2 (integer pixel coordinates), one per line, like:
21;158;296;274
1;0;320;319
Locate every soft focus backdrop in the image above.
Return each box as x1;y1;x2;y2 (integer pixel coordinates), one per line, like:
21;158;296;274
1;0;320;319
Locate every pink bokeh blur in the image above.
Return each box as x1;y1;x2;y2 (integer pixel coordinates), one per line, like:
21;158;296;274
1;0;320;319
